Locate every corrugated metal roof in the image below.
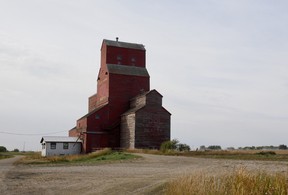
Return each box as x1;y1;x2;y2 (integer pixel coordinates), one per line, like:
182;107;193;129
107;64;149;77
103;39;145;50
40;136;81;143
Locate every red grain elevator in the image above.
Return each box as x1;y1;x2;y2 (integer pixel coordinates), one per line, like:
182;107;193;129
69;39;170;153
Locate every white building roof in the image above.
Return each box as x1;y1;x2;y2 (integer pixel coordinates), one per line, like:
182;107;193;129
40;136;81;143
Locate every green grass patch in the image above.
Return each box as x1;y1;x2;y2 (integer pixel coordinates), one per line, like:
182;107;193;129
75;151;138;163
166;167;288;195
0;153;13;160
18;148;140;165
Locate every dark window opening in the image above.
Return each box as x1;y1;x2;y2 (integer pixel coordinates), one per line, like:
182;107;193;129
117;55;122;65
51;142;56;150
63;143;69;150
131;57;136;65
117;55;122;60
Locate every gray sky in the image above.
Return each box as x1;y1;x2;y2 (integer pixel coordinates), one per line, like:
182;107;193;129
1;0;287;151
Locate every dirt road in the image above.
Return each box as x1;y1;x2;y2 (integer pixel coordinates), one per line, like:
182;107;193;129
1;154;288;195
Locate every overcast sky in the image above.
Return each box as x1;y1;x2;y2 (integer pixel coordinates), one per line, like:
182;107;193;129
1;0;288;151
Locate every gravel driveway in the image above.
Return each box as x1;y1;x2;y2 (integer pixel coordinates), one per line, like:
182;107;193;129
0;156;24;193
1;154;288;195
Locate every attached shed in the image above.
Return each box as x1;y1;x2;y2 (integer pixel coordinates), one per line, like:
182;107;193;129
40;136;82;157
121;90;171;149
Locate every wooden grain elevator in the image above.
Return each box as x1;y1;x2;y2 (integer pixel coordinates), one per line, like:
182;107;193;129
69;39;171;153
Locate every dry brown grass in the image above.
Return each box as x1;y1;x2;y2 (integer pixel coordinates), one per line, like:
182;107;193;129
126;149;163;155
166;167;288;195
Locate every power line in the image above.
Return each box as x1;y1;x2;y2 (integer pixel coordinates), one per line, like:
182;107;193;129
0;130;67;136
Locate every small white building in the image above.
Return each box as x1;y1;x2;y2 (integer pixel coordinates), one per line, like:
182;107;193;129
40;136;82;157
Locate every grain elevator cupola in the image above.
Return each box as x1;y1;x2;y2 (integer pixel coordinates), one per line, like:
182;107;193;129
69;39;171;153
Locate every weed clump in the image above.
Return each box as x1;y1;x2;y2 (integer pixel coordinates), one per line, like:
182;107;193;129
256;151;276;155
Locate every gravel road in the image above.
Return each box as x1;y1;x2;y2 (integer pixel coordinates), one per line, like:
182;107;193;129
1;154;288;195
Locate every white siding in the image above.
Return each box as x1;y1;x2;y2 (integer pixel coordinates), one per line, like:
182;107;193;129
41;143;46;156
41;142;81;157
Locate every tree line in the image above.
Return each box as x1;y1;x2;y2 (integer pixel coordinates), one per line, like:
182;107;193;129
0;146;19;152
199;144;287;151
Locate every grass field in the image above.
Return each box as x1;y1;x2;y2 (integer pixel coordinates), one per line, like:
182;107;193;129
17;148;140;165
183;150;288;161
128;149;288;161
4;149;288;163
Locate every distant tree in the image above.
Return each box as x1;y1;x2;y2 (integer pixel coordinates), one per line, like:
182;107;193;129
244;146;256;150
256;146;263;150
0;146;7;152
227;147;235;150
13;148;20;152
199;145;206;151
160;139;178;152
170;139;179;150
177;143;191;152
207;145;222;150
160;139;191;152
279;144;287;150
